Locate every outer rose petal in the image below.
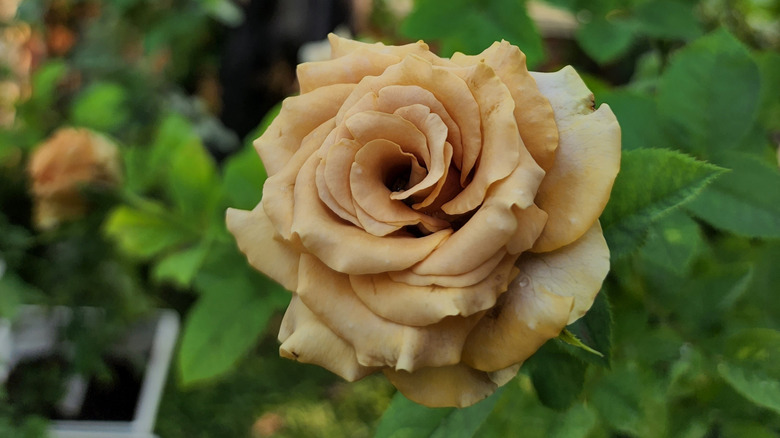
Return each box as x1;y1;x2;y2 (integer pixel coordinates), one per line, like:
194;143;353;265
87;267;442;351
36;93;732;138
279;295;377;381
530;66;621;252
524;221;609;324
384;363;520;408
461;221;610;371
328;33;438;62
255;83;355;177
225;204;299;292
263;118;337;241
461;273;573;372
298;48;403;94
296;254;483;372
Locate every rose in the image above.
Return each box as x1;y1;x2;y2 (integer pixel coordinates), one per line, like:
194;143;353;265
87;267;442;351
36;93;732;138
227;35;620;407
28;127;122;229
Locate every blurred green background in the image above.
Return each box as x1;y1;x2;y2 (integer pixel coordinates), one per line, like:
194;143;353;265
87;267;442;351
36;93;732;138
0;0;778;437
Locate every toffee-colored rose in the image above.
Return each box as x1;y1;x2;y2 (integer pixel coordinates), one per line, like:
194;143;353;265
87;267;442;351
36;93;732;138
227;35;620;407
28;127;122;229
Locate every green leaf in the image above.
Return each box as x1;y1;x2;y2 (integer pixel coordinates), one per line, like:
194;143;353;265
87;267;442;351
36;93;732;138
401;0;544;66
677;264;753;334
204;0;244;26
527;343;587;411
178;270;288;385
589;364;667;437
222;144;266;211
152;239;212;288
104;205;195;259
631;0;702;40
374;388;503;438
720;420;779;438
601;149;726;258
125;114;199;194
29;60;68;107
559;292;612;367
70;82;130;132
718;328;780;414
657;29;761;157
547;403;598;438
639;210;703;275
685;152;780;238
576;15;635;64
0;273;38;319
599;89;667;150
166;130;219;220
755;51;780;130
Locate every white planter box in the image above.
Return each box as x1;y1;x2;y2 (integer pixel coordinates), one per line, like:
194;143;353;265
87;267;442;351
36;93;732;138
0;306;179;438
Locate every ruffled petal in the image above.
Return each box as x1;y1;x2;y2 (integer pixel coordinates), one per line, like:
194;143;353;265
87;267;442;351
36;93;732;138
451;41;559;172
345;110;430;165
298;48;402;94
328;33;435;60
296;254;482;372
255;83;355;176
408;160;544;278
376;85;462;164
389;105;452;208
384;363;518;408
440;62;523;214
337;55;482;179
350;253;517;326
350;138;449;235
391;250;508;288
530;67;621;252
279;294;378;381
317;138;361;224
225;204;299;292
262;118;337;241
292;155;451;274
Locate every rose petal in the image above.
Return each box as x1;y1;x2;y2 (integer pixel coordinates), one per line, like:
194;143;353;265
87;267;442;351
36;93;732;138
279;294;377;381
350;138;449;235
226;204;300;292
345;110;430;165
292;155;451;274
389;105;452;208
452;41;559;172
524;221;610;324
441;62;523;214
328;33;436;61
336;55;482;179
506;204;548;254
263;118;337;241
376;85;462;165
390;250;508;288
317;138;361;224
256;83;355;176
296;254;481;372
461;264;574;372
298;48;402;94
529;66;621;252
350;253;517;326
384;363;518;408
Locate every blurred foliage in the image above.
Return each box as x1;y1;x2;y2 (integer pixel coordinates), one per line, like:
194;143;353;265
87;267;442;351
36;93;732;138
0;0;778;437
